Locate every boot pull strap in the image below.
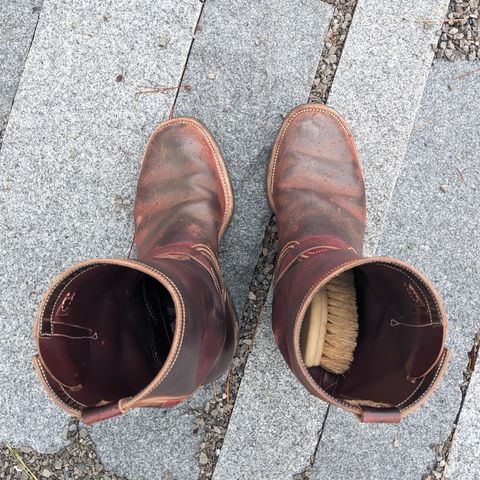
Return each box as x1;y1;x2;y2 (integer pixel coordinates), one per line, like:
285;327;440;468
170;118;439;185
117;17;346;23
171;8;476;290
81;402;122;425
359;406;401;424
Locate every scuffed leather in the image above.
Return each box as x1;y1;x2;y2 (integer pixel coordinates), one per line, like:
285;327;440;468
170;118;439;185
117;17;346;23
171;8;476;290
33;118;237;423
268;104;448;422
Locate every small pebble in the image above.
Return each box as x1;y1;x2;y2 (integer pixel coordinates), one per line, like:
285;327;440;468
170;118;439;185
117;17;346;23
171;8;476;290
159;35;170;48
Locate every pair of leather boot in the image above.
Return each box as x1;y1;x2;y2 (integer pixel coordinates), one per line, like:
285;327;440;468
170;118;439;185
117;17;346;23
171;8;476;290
33;105;448;425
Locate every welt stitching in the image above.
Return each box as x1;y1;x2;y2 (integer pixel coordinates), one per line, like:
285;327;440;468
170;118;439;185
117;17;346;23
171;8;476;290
40;266;96;336
277;241;298;266
377;263;437;325
59;385;88;409
142;284;163;368
149;120;231;229
399;352;446;412
270;107;355;196
396;376;426;407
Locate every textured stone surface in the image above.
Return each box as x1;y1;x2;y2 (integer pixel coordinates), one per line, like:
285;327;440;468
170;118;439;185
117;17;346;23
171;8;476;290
213;294;328;480
314;61;480;479
448;367;480;479
90;389;211;480
0;0;201;458
327;0;450;254
0;0;42;134
176;0;333;314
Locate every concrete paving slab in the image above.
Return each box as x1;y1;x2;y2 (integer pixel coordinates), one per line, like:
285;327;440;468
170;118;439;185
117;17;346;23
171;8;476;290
314;60;480;479
447;366;480;479
91;388;212;480
327;0;450;255
0;0;42;135
175;0;334;314
0;0;201;459
213;293;328;480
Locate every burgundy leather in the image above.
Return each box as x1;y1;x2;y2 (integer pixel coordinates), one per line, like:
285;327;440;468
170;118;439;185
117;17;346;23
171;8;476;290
268;104;448;422
33;117;237;423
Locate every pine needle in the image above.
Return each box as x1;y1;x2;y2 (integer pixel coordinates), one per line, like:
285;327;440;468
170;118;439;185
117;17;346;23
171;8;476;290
5;443;39;480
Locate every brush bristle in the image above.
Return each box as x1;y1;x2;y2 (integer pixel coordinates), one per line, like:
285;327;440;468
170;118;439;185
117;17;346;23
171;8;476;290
319;271;359;374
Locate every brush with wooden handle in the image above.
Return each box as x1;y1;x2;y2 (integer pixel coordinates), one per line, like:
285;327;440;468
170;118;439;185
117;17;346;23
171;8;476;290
303;270;359;374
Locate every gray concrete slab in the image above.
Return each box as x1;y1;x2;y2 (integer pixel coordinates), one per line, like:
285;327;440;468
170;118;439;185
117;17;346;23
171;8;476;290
313;60;480;479
213;293;328;480
327;0;450;255
175;0;333;314
447;366;480;480
0;0;42;135
0;0;201;461
91;388;212;480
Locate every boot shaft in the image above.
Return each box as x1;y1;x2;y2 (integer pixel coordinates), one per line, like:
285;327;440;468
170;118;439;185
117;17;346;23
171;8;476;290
34;255;236;423
273;248;448;422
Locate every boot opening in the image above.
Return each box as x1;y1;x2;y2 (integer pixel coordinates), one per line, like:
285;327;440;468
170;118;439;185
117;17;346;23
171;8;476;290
300;261;445;410
37;263;176;409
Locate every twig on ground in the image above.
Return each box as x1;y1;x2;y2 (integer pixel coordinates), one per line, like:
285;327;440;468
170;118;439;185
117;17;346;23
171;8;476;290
135;84;192;95
453;66;480;81
211;381;217;398
225;370;231;404
5;444;38;480
456;167;467;186
411;17;470;25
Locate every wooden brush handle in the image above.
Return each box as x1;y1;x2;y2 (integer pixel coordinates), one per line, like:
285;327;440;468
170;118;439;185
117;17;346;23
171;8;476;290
303;287;328;367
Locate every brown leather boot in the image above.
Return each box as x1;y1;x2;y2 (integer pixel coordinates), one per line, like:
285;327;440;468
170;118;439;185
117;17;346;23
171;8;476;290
33;118;237;424
268;104;448;423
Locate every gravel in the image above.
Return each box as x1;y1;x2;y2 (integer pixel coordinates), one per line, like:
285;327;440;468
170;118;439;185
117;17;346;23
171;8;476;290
0;419;127;480
435;0;480;60
310;0;358;103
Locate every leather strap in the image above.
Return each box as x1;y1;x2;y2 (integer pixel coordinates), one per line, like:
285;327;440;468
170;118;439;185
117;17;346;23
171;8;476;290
81;402;122;425
360;407;401;424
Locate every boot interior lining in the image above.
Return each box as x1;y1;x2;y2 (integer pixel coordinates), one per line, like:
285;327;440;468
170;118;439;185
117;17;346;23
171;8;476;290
38;264;175;408
301;262;444;409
